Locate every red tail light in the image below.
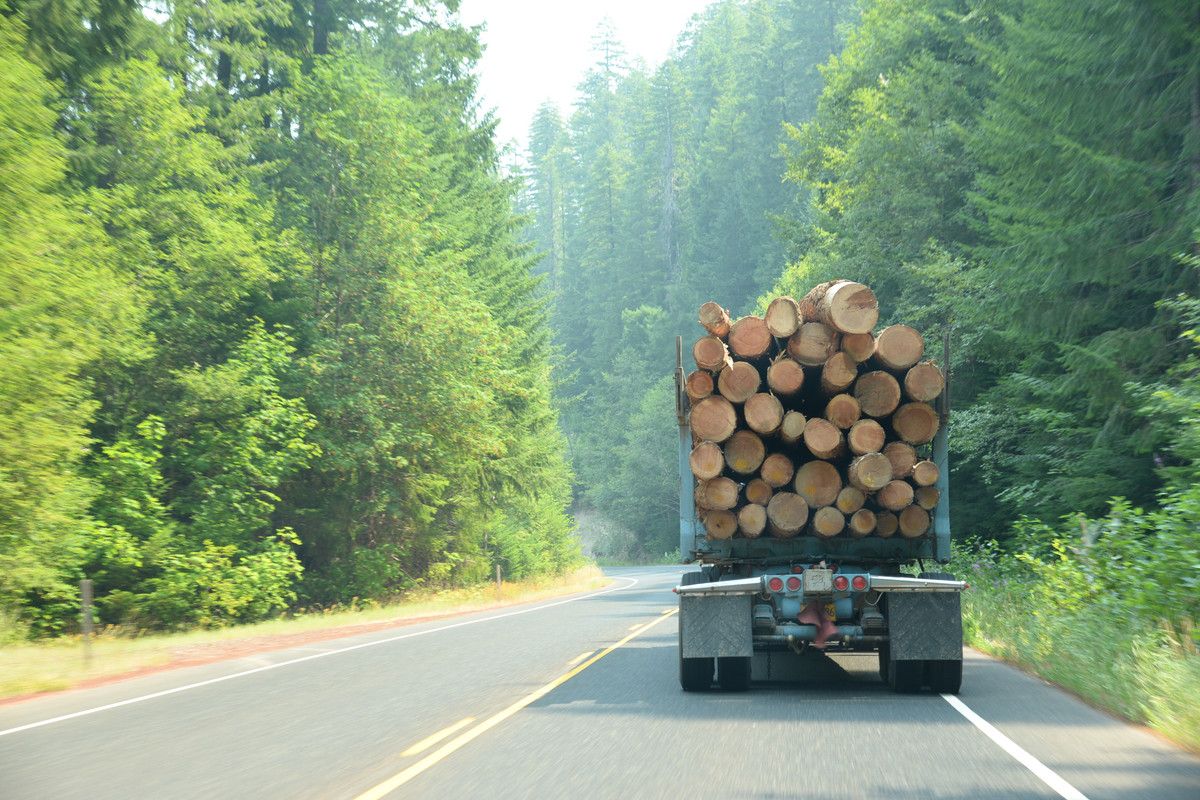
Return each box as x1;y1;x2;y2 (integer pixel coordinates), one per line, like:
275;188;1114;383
767;576;784;593
833;575;849;591
851;575;868;591
786;576;802;592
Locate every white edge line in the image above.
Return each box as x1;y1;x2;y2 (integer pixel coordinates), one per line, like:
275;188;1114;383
0;576;640;738
941;693;1090;800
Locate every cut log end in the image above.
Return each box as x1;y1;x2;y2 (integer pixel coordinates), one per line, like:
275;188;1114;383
876;480;915;512
724;430;766;475
794;460;842;508
810;506;846;538
799;280;880;334
824;393;862;430
848;508;877;538
693;335;732;373
689;440;724;480
704;509;738;540
893;402;940;445
760;452;796;489
765;296;803;338
685;370;714;403
854;370;901;418
898;505;931;539
766;355;805;397
738;504;768;538
717;360;762;404
883;441;917;479
904;361;945;403
874;325;925;371
848;419;886;455
689;395;737;443
767;492;809;538
745;392;785;436
848;453;893;492
788;322;841;367
803;417;846;461
779;411;807;445
745;477;775;506
698;302;731;338
728;315;773;360
912;459;940;487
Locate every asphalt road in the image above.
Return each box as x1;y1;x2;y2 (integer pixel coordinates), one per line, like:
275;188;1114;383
1;566;1197;799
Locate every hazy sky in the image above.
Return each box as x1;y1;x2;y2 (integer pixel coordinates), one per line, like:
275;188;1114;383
457;0;714;149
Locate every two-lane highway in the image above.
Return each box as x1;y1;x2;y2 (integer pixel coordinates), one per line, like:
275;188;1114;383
2;567;1198;798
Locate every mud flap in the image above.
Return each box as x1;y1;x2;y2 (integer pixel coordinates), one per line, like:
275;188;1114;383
886;591;962;661
680;594;753;659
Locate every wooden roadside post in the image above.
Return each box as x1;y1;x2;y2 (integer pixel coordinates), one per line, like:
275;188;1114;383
81;579;94;670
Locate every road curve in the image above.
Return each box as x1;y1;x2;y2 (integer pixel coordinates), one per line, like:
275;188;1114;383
1;566;1197;799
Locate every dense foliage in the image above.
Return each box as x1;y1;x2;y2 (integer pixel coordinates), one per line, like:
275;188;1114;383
0;0;581;635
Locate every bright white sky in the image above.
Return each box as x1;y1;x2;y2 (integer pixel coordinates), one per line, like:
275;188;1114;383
456;1;714;150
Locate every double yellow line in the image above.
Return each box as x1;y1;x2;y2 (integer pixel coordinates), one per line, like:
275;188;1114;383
353;608;678;800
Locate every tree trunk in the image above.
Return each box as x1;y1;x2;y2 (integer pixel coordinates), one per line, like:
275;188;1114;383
696;477;739;510
892;402;939;445
787;322;841;366
698;301;732;338
854;370;901;418
903;362;945;403
685;369;714;403
728;315;773;360
794;459;842;508
799;280;879;334
760;452;795;488
848;418;885;455
779;411;807;445
689;395;737;442
810;506;846;538
745;392;784;435
717;360;761;403
848;508;876;538
767;492;809;537
745;477;775;506
912;459;940;487
693;335;733;373
724;430;766;475
824;393;861;430
802;417;845;460
874;325;925;371
738;504;768;538
882;441;917;479
689;440;724;480
898;505;930;539
836;486;866;514
765;296;802;338
848;453;893;492
766;355;805;397
841;331;875;363
704;509;738;540
820;351;858;395
876;480;915;512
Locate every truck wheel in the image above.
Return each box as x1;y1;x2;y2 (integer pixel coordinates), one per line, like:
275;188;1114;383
878;643;890;683
717;656;751;692
926;659;962;694
679;572;713;691
889;658;923;693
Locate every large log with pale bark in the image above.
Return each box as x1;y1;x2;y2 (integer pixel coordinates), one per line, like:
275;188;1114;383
799;280;879;334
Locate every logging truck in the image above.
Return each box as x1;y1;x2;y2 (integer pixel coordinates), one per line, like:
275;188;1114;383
673;282;967;693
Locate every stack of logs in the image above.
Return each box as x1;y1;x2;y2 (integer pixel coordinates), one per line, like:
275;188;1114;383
687;280;944;542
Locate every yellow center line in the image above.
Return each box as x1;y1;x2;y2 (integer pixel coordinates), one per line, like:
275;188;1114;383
352;608;680;800
399;717;476;757
567;650;595;667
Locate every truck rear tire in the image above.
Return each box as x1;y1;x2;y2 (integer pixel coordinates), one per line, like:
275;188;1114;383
926;659;962;694
889;658;923;693
679;572;713;691
717;656;751;692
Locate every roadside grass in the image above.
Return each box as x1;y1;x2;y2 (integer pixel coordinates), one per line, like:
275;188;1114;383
959;566;1200;754
0;565;607;702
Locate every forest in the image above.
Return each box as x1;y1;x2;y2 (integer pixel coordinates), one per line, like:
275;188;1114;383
2;0;1199;653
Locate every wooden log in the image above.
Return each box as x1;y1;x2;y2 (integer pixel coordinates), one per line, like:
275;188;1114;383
848;453;893;492
779;411;807;445
798;280;879;334
717;360;761;404
698;302;731;339
767;492;809;538
912;459;940;487
903;361;945;403
689;441;724;480
841;331;876;363
810;506;846;538
854;370;901;418
876;480;915;512
787;322;841;367
794;460;842;508
689;395;737;442
802;417;845;460
760;452;795;489
882;441;917;479
836;486;866;514
745;392;785;436
766;355;805;397
764;296;803;338
915;485;941;510
824;393;861;430
875;510;898;538
848;508;877;538
898;505;931;538
693;335;733;373
820;351;858;395
724;430;766;475
696;477;739;510
847;419;886;455
738;504;768;538
892;402;939;445
745;477;775;506
705;509;738;540
685;370;714;403
728;315;773;360
874;325;925;371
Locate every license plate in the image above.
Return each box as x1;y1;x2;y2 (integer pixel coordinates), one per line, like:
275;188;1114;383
804;568;832;593
825;602;837;621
